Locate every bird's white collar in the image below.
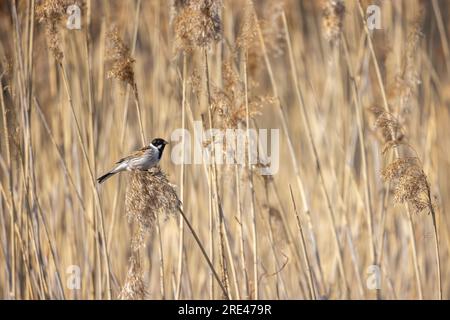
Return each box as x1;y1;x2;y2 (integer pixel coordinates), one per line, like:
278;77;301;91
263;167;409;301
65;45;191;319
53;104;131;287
150;143;159;151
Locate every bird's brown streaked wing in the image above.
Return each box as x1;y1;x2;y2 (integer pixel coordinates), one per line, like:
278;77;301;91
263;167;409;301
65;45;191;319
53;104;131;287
115;146;150;164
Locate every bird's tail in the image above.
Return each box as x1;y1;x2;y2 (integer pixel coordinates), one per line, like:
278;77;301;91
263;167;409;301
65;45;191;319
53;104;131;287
97;162;127;184
97;171;116;184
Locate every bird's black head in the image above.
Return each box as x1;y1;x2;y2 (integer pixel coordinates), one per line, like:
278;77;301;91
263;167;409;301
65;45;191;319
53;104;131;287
151;138;169;155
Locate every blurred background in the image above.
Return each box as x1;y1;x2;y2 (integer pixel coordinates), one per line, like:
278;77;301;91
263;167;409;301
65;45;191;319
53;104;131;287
0;0;449;299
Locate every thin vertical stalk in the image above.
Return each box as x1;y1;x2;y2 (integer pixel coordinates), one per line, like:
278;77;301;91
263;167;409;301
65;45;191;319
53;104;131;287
178;207;228;298
175;54;187;300
282;11;348;293
427;186;442;300
252;8;310;220
341;34;377;284
431;0;450;73
156;214;166;299
204;49;231;300
235;164;249;299
289;186;315;300
0;73;16;298
59;64;112;299
119;0;143;146
357;0;423;299
242;52;258;299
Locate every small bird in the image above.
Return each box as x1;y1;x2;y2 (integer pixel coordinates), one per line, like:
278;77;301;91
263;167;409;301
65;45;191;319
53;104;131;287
97;138;169;184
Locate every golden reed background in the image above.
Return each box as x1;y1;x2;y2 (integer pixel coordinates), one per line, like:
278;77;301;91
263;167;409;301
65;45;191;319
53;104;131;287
0;0;450;299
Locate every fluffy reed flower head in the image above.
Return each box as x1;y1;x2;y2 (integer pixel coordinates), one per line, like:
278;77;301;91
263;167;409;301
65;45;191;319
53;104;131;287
36;0;70;62
322;0;345;46
381;157;432;213
118;255;147;300
106;28;136;86
259;0;285;57
373;107;434;214
236;1;284;77
212;61;272;129
36;0;86;62
236;2;257;52
370;106;404;144
396;21;423;117
125;167;181;249
172;0;222;52
36;0;68;22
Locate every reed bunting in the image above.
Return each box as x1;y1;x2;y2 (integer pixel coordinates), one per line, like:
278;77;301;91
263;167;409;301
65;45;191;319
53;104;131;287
97;138;169;184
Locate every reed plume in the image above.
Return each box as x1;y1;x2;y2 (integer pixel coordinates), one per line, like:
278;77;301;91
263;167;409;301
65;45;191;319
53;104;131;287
172;0;222;52
36;0;69;62
125;167;181;249
3;0;449;301
322;0;345;46
118;255;148;300
106;27;136;87
212;61;267;129
106;26;145;143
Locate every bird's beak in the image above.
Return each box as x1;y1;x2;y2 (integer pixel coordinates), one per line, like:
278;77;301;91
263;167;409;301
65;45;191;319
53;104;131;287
164;141;169;145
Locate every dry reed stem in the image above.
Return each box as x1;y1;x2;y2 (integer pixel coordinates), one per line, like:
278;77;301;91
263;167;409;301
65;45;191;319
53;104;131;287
108;3;142;253
203;49;232;300
357;0;424;299
431;0;450;73
242;51;259;299
106;22;145;145
1;0;447;301
156;216;166;299
341;33;377;295
0;73;17;298
175;53;187;300
124;167;228;298
282;11;349;295
59;64;112;298
249;1;313;264
289;186;316;300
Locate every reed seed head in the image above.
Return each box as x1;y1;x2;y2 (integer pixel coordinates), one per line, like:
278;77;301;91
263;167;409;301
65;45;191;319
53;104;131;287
212;61;271;129
125;167;181;249
36;0;69;62
396;21;423;117
118;255;147;300
237;1;284;77
236;2;257;52
381;157;432;213
173;0;222;52
370;106;405;144
322;0;345;46
106;28;136;86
